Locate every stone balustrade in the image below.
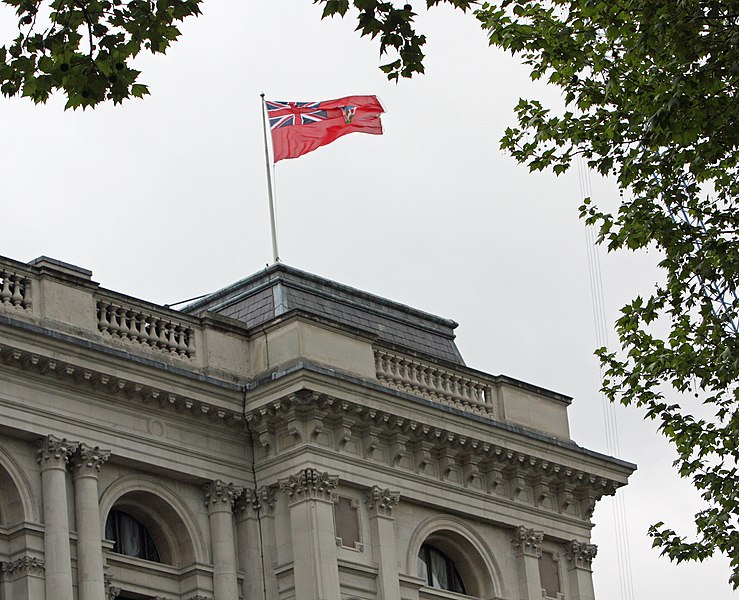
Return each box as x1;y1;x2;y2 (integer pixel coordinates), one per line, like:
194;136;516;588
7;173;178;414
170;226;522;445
374;349;492;416
96;297;196;359
0;267;32;310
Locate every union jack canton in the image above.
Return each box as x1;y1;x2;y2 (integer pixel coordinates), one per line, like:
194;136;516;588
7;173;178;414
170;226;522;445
266;101;328;129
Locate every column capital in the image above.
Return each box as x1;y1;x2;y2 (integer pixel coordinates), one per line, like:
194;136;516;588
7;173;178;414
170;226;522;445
235;485;276;519
278;468;338;502
36;435;79;471
511;525;544;558
203;480;243;513
72;444;111;479
0;556;45;581
566;539;598;570
365;485;400;518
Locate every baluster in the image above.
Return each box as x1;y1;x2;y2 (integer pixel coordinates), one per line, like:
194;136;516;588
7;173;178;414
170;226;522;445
117;307;130;338
1;273;11;304
185;328;195;357
21;277;31;309
174;326;186;355
165;323;177;352
157;320;169;349
10;275;23;306
107;305;121;336
97;301;110;333
131;312;146;343
399;359;412;388
410;362;421;392
125;310;137;341
146;316;158;347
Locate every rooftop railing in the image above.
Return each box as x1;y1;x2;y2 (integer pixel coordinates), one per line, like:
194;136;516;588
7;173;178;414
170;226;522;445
374;348;493;417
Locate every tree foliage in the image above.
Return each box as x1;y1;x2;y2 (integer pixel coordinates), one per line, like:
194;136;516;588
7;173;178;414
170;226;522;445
0;0;200;108
316;0;739;586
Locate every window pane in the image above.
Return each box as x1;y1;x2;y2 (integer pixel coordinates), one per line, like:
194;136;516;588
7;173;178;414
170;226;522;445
106;509;160;563
429;546;449;590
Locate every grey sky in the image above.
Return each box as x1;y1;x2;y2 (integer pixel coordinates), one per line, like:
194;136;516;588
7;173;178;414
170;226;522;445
0;1;735;598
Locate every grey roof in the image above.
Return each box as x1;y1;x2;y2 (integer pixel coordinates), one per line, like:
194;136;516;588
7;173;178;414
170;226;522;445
183;264;465;365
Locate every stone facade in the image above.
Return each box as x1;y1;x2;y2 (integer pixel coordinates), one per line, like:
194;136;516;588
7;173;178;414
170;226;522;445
0;255;634;600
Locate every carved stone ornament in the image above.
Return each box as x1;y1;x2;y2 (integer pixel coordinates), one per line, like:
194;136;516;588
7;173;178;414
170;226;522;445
185;596;213;600
36;434;79;470
0;556;45;581
512;525;544;558
236;486;276;516
365;485;400;517
203;480;243;513
278;468;338;502
72;443;111;477
566;539;598;570
104;570;120;600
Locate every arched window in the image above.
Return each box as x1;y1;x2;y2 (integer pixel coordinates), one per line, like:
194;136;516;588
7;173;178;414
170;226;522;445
417;543;467;594
105;509;161;562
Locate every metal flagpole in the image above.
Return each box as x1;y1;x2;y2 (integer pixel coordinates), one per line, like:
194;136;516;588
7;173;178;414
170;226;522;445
260;93;280;263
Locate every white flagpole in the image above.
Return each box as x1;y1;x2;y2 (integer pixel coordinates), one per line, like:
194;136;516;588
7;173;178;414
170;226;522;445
260;93;280;263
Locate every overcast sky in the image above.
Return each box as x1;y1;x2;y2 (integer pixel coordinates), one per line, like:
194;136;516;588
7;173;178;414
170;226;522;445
1;1;735;598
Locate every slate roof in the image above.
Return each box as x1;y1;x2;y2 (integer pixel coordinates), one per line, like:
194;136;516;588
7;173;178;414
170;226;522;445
183;263;465;365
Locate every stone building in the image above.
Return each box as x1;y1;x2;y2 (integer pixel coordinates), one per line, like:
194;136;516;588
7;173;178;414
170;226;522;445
0;254;634;600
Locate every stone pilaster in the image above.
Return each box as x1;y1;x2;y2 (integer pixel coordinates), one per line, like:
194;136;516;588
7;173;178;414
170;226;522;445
512;525;544;600
204;480;242;600
566;540;598;600
1;556;45;600
72;444;110;600
235;486;277;600
37;435;78;600
366;486;401;600
278;468;341;600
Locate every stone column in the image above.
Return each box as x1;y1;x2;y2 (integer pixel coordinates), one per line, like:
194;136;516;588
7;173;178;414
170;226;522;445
566;540;598;600
511;525;544;600
37;435;78;600
365;486;401;600
278;468;341;600
72;444;111;600
204;480;242;600
235;486;278;600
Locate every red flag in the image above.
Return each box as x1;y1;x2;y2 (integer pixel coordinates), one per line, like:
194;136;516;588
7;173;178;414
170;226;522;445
265;96;384;163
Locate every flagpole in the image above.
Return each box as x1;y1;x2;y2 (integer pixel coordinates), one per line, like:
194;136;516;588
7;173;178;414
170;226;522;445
260;93;280;263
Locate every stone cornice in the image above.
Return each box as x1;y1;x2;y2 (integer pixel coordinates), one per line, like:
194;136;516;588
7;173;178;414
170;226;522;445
247;390;624;523
0;341;244;428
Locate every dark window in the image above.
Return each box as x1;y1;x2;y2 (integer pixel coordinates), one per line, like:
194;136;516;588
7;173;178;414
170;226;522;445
539;551;561;598
105;509;161;562
417;543;466;594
